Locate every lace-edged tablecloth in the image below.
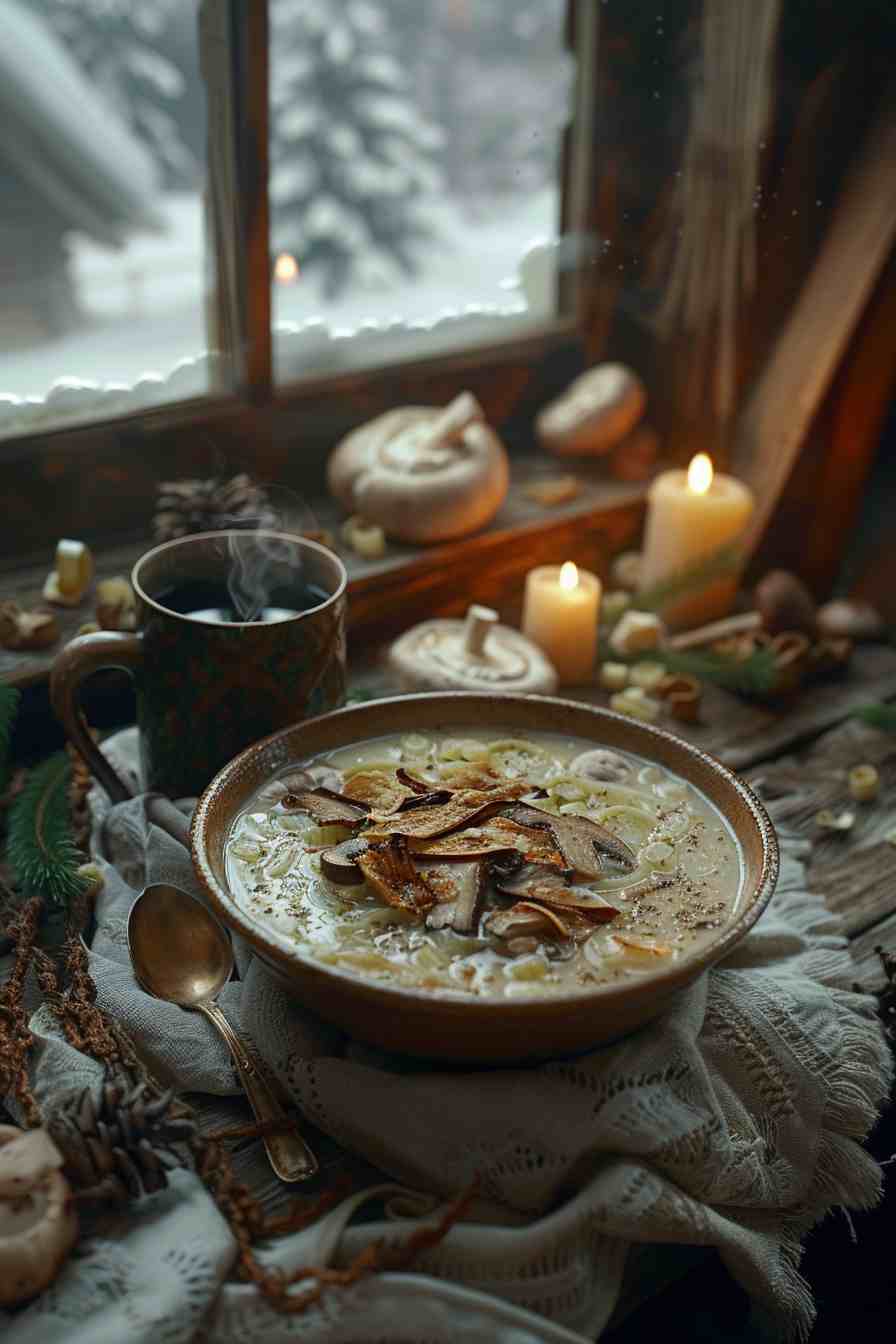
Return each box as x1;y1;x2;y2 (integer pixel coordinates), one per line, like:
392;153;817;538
1;727;891;1344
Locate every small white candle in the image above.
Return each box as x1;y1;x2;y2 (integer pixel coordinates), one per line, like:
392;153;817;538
640;454;754;629
522;562;601;685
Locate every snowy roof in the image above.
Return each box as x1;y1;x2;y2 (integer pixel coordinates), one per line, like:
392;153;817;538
0;0;164;247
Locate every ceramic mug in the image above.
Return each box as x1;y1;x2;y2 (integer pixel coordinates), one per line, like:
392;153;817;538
51;531;347;801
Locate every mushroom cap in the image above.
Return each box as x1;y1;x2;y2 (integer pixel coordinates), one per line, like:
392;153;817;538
0;1126;78;1307
754;570;818;638
537;363;646;457
327;406;510;544
388;617;558;694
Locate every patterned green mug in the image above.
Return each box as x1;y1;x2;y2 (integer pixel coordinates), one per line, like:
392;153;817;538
51;531;347;801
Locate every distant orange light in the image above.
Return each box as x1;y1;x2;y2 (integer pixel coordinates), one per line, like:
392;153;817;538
274;252;299;284
687;453;713;495
559;561;579;591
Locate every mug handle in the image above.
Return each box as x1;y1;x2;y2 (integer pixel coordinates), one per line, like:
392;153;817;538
50;630;142;804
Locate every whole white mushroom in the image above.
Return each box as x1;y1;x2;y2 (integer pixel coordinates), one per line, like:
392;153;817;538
0;1125;78;1306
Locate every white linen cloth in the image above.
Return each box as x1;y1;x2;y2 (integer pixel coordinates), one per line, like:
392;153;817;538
1;728;891;1344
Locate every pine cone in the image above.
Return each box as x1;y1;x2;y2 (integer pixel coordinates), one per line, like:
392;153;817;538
48;1074;196;1204
153;473;276;543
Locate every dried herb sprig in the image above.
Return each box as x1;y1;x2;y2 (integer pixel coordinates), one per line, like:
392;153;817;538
6;752;87;907
635;542;744;615
0;894;43;1125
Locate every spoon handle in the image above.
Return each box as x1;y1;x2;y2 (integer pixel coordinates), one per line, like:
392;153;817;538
195;1001;318;1182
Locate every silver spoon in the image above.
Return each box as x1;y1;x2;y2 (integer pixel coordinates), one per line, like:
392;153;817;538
128;882;317;1182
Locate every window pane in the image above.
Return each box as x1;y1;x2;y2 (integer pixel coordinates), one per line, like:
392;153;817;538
270;0;573;385
0;0;225;440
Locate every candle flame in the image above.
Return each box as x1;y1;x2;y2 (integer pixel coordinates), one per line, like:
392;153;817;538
559;561;579;591
687;453;713;495
274;252;299;284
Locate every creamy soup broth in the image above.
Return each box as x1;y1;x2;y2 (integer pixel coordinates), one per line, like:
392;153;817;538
225;730;743;999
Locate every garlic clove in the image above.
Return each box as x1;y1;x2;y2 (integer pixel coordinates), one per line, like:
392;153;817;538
848;764;880;803
610;687;661;723
44;539;93;606
96;576;137;631
609;609;665;656
55;539;93;598
628;660;667;692
341;515;386;559
815;809;855;832
599;661;630;692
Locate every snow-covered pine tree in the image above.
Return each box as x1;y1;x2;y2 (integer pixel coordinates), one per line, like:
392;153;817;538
33;0;196;189
270;0;443;298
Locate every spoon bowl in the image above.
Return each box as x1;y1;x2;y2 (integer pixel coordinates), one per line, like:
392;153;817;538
128;882;233;1007
127;882;318;1182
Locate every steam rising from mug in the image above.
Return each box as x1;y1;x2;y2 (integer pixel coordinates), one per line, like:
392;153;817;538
225;531;303;622
221;487;324;622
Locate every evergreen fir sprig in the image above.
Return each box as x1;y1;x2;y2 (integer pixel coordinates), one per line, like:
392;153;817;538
636;543;744;614
0;682;20;794
7;752;86;907
852;703;896;732
604;643;779;696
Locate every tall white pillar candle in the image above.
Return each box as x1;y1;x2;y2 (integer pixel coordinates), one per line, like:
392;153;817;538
640;454;754;629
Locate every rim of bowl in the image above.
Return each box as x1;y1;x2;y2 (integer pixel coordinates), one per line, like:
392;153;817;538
191;692;779;1011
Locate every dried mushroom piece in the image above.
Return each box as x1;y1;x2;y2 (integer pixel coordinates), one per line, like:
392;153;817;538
505;804;635;877
395;767;433;794
495;862;619;922
487;903;566;941
283;789;369;828
438;762;502;790
367;783;531;840
408;831;518;861
320;837;369;884
342;770;416;812
357;836;436;913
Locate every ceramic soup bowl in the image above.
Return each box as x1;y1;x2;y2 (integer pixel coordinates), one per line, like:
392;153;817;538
191;693;778;1063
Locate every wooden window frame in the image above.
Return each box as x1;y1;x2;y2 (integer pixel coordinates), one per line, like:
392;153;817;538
1;0;596;568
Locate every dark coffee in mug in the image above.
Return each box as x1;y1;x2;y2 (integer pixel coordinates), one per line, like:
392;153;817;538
154;579;329;625
51;532;347;802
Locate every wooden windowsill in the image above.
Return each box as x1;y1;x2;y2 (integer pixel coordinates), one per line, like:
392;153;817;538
0;455;647;689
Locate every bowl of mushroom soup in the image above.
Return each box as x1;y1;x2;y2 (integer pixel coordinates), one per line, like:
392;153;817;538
191;693;777;1063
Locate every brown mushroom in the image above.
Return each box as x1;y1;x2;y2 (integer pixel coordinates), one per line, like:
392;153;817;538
342;770;415;812
282;788;369;828
505;804;635;877
366;783;530;840
357;836;436;913
320;837;369;885
487;902;568;941
495;862;620;921
754;571;818;638
817;600;884;642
